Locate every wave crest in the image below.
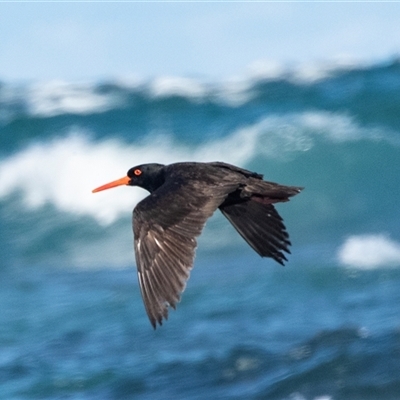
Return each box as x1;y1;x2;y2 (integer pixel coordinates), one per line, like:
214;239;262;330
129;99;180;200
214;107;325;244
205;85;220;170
338;234;400;268
0;130;255;225
0;111;397;226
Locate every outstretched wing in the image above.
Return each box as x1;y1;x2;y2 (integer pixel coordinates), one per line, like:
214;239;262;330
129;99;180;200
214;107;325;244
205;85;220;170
220;200;291;265
219;181;302;266
133;180;236;328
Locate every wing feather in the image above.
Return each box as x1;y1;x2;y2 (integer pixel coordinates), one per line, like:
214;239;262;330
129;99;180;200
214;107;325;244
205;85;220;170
220;201;291;265
133;181;237;328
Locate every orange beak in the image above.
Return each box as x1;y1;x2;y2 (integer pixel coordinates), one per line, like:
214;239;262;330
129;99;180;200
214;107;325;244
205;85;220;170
92;176;131;193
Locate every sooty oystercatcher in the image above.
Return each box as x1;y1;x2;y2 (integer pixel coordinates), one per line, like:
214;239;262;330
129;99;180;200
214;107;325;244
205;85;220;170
92;161;303;328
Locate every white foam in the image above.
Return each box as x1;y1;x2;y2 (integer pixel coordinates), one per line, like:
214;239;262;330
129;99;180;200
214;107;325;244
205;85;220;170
0;111;393;226
338;234;400;269
149;76;208;99
0;59;385;121
30;81;126;117
0;129;254;225
112;59;375;107
146;59;369;104
229;111;392;157
289;59;356;84
247;57;368;84
286;394;333;400
247;59;286;81
142;59;359;106
0;81;123;118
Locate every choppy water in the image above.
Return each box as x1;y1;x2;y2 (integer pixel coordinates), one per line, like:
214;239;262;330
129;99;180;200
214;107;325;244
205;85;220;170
1;59;400;399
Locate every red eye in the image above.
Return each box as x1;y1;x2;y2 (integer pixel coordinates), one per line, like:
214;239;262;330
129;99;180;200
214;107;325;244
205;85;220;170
134;169;142;176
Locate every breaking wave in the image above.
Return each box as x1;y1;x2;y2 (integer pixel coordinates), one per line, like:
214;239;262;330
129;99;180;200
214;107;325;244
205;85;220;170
1;60;400;268
338;234;400;269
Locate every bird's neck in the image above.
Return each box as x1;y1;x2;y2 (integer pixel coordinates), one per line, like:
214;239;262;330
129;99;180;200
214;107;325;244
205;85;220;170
142;172;165;193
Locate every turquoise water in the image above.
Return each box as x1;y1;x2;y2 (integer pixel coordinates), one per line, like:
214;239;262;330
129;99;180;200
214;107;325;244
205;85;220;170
1;60;400;399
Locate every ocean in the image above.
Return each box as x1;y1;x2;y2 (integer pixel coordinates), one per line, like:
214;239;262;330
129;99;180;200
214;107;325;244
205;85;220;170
1;59;400;399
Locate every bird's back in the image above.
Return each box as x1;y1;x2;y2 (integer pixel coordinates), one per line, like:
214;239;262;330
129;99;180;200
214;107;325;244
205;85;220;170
163;161;262;189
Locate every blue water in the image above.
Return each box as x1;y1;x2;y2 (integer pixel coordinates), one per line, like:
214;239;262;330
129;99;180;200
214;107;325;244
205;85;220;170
1;60;400;399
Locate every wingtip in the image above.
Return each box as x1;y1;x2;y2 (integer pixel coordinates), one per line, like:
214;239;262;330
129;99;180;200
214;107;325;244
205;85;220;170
151;319;161;330
149;311;168;330
277;257;286;266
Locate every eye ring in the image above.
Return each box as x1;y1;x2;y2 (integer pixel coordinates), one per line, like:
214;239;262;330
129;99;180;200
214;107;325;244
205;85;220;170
134;169;142;176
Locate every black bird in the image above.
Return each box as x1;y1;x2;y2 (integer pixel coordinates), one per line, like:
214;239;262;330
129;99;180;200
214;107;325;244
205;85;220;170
92;161;303;328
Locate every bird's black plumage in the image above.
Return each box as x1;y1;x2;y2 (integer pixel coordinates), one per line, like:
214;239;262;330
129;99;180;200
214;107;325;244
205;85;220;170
92;161;303;328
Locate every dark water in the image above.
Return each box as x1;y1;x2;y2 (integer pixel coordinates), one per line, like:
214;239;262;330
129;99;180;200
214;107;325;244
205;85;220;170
1;60;400;399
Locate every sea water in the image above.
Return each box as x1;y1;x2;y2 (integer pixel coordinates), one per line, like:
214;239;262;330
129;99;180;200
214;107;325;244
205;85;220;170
1;60;400;399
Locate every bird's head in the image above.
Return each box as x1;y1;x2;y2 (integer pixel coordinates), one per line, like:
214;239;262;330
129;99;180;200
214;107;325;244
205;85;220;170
92;163;165;194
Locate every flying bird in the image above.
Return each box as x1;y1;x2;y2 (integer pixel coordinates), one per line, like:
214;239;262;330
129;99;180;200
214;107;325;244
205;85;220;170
92;161;303;328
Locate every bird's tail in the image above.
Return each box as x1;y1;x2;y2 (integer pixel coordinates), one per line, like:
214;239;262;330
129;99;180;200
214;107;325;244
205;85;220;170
242;179;303;203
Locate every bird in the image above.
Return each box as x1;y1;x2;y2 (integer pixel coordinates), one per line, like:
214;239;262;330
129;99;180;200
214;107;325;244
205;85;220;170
92;161;303;328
